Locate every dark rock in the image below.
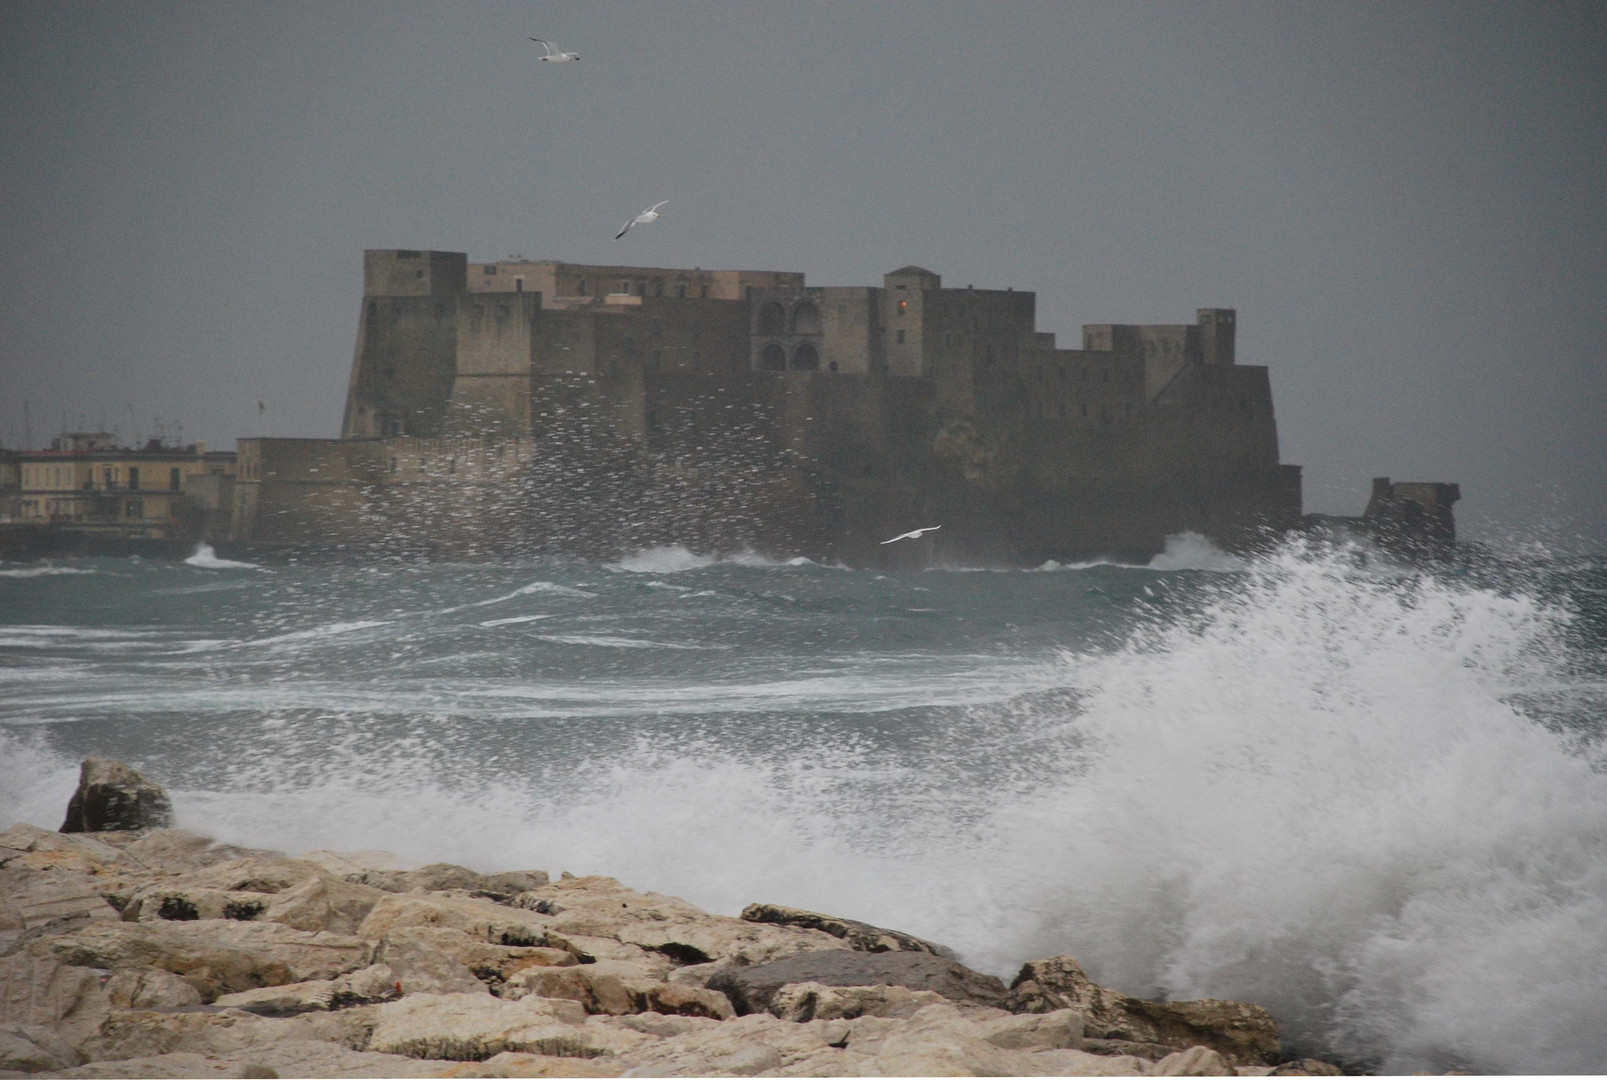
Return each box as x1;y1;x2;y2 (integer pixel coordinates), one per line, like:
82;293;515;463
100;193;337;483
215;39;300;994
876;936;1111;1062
739;902;955;958
1005;955;1282;1066
706;949;1007;1016
59;758;174;833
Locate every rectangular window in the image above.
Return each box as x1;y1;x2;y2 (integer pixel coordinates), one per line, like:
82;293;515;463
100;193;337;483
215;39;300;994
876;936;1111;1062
897;300;908;315
484;265;496;275
170;467;181;491
126;499;142;520
678;283;687;298
104;467;115;488
128;467;140;490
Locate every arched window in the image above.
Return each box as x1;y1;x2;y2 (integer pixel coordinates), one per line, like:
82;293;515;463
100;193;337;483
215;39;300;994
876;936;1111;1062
760;343;787;371
758;301;786;335
791;301;821;335
652;278;665;297
792;343;820;371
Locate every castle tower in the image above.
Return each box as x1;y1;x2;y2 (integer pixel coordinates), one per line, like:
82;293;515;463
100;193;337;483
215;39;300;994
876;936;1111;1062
1196;308;1236;365
364;250;468;298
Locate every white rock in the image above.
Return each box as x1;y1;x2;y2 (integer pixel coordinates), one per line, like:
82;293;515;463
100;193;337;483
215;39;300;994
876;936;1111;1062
1154;1045;1234;1075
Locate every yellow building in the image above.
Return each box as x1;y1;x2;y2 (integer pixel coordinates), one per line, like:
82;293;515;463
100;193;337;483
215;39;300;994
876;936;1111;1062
11;433;236;540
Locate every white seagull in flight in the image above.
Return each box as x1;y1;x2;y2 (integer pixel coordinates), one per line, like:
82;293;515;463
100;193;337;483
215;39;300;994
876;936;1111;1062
881;525;942;544
614;201;668;241
530;39;579;62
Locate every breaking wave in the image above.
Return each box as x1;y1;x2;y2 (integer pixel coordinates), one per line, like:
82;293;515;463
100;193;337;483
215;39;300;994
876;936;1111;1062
183;543;260;570
1;538;1602;1073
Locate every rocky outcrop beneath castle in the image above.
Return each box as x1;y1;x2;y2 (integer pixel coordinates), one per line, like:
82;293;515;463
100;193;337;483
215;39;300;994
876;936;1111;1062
0;764;1348;1077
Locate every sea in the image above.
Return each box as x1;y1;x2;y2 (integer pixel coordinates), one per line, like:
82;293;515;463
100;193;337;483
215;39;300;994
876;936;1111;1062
2;533;1604;1074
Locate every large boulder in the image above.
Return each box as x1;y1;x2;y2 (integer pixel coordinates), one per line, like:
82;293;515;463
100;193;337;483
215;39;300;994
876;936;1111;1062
706;948;1009;1016
362;992;649;1060
1004;955;1282;1066
739;902;956;957
47;919;373;1001
59;759;174;833
347;862;549;901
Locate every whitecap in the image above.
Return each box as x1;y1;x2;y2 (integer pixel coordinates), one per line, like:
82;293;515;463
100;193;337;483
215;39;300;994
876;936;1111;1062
183;543;260;570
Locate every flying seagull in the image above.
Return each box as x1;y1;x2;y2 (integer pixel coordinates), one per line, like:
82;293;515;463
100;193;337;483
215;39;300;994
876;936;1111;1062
614;200;668;241
881;526;941;544
530;39;579;62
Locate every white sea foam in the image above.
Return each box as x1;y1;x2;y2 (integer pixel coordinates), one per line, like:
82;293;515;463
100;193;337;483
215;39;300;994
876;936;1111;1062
183;543;260;570
534;634;721;650
450;581;597;610
1145;531;1247;571
611;545;815;573
477;614;555;628
1;541;1602;1073
0;564;94;578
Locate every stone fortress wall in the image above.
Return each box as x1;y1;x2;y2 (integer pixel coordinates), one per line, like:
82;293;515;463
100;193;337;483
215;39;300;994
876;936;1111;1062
232;250;1304;565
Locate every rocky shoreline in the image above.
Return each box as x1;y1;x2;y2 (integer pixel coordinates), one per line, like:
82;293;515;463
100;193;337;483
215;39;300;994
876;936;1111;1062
1;760;1348;1078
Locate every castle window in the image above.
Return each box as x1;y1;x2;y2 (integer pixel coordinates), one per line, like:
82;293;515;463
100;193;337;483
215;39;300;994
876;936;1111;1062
653;278;664;297
760;344;786;371
792;343;820;371
758;301;786;335
126;499;142;520
700;284;708;298
677;282;687;298
620;281;630;294
791;301;821;335
515;279;523;293
170;467;181;491
484;265;496;275
897;300;908;315
579;280;588;295
896;329;905;344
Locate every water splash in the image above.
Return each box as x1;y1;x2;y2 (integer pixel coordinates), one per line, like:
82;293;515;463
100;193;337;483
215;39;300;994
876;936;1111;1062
183;543;260;570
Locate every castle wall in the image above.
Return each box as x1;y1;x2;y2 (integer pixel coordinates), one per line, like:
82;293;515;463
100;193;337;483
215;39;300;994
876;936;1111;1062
342;296;460;438
363;250;467;298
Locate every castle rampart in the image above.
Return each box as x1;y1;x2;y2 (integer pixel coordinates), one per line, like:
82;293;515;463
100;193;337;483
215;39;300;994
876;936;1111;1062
235;249;1304;565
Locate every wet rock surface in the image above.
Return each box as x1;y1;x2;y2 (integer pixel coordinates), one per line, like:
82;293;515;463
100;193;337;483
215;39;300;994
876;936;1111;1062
0;760;1354;1076
58;759;174;835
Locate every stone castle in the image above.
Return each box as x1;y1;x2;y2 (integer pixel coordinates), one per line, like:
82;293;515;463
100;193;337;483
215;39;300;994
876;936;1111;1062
228;250;1304;565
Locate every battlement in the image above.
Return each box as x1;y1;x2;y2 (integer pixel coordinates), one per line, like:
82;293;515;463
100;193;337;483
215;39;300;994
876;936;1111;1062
364;250;468;297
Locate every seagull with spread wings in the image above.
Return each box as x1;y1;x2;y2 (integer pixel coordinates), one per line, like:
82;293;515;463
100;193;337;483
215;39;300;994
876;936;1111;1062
614;201;668;241
530;38;579;62
881;526;941;544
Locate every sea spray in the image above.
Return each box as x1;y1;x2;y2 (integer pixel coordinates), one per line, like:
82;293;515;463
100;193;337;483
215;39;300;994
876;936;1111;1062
1;539;1602;1072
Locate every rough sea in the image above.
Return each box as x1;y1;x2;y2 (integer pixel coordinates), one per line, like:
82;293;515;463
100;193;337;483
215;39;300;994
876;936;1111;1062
3;534;1605;1074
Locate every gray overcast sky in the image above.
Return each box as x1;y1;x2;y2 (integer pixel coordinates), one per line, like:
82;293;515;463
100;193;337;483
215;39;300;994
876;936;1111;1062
2;1;1603;546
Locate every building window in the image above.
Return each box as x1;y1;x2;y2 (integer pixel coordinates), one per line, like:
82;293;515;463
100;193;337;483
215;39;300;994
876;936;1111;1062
700;284;708;298
415;270;425;279
620;281;630;294
896;329;905;344
104;467;115;488
126;499;142;520
760;343;787;371
128;467;140;491
579;279;588;295
792;343;820;371
169;467;181;491
897;300;908;315
515;278;524;293
484;265;496;275
677;282;687;298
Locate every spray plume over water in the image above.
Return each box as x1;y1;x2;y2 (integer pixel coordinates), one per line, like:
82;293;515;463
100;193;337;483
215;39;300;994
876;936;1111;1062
2;537;1604;1073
